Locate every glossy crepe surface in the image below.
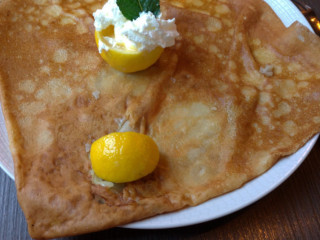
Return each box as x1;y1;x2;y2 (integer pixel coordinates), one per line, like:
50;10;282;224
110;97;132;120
0;0;320;238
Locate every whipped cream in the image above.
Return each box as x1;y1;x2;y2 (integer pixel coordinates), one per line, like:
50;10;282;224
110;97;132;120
93;0;179;52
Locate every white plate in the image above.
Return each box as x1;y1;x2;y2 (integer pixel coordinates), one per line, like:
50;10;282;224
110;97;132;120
0;104;14;180
0;0;318;230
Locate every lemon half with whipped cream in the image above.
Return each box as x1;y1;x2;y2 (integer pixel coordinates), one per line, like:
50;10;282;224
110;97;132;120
90;132;160;183
94;27;164;73
93;0;179;73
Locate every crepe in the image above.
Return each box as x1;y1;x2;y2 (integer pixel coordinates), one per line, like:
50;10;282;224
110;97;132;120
0;0;320;238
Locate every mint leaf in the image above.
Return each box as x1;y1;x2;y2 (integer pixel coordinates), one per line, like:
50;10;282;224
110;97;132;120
141;0;160;16
117;0;160;21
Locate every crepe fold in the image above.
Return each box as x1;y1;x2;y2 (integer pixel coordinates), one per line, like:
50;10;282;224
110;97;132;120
0;0;319;238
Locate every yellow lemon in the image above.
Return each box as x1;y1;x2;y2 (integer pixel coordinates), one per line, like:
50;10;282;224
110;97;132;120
90;132;160;183
95;27;164;73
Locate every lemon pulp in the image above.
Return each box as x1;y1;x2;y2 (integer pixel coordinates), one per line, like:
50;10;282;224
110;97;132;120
90;132;160;183
95;27;164;73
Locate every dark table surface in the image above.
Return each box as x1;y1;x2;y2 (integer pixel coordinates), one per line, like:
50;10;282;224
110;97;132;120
1;0;320;239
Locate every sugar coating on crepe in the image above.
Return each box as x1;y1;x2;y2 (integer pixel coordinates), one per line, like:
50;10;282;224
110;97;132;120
0;0;320;238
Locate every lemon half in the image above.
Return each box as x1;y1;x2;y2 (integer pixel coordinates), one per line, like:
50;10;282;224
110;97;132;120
90;132;160;183
95;27;164;73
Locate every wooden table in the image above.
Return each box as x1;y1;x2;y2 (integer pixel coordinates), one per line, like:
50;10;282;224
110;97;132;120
1;1;320;239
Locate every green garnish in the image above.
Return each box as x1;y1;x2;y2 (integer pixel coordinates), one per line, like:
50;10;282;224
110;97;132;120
116;0;160;21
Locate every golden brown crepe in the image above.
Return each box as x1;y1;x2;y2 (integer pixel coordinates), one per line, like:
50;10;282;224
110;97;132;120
0;0;320;238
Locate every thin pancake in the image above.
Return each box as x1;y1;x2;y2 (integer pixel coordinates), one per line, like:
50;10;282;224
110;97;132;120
0;0;319;238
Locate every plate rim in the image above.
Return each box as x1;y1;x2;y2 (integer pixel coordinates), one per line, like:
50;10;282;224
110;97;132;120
0;161;14;180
